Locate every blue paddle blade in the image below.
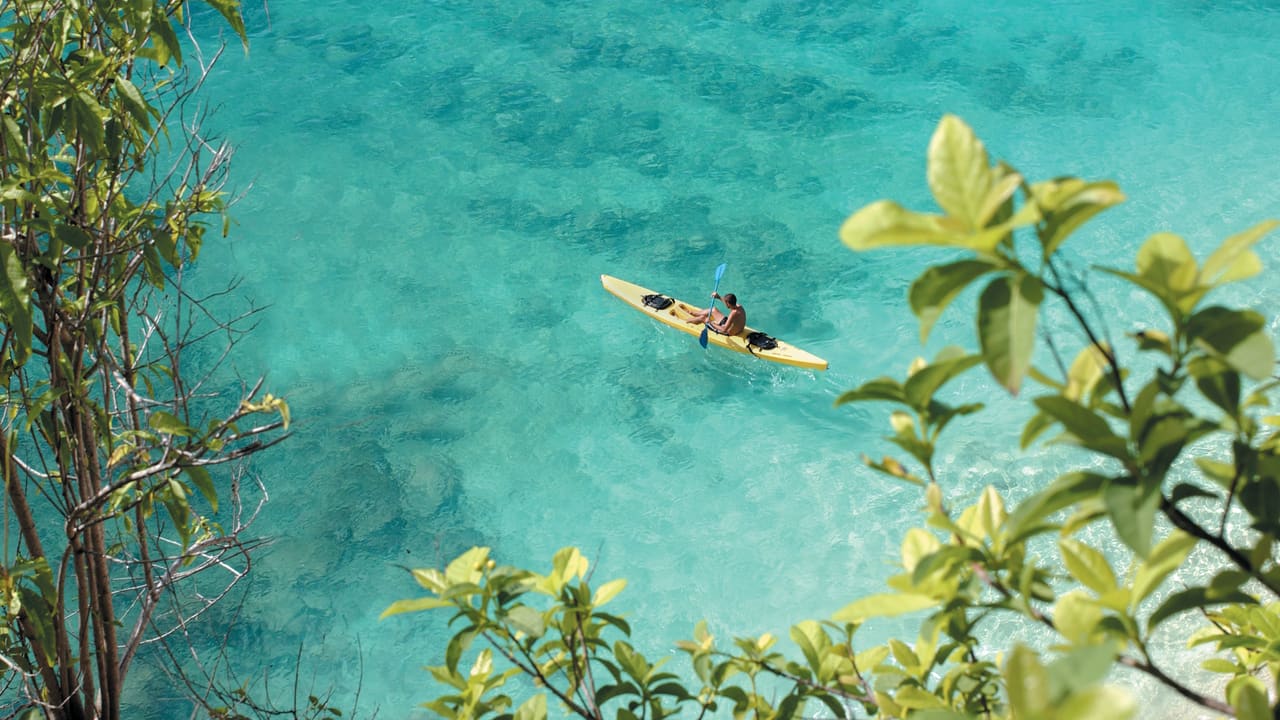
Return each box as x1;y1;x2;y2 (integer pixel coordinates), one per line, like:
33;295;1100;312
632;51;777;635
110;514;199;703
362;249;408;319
714;262;727;283
699;326;709;348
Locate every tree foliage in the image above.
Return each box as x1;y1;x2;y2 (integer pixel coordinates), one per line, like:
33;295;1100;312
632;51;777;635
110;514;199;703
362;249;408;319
390;115;1280;719
0;1;291;718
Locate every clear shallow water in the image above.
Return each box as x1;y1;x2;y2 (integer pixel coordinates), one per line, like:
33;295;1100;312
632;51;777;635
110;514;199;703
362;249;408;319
133;0;1280;716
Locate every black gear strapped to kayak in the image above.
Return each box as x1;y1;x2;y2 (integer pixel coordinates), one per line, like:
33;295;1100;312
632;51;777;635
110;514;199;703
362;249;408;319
746;331;779;353
641;293;674;310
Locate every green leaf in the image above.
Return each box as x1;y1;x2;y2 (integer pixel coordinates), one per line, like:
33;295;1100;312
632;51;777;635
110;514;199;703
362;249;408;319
1209;569;1250;595
11;556;56;602
1230;676;1270;720
863;454;925;485
141;243;166;288
1249;603;1280;636
550;546;588;583
470;647;493;677
16;587;56;664
1130;531;1197;608
162;479;192;544
149;410;194;437
183;465;217;512
1148;587;1256;631
977;274;1042;394
834;377;905;407
505;605;545;638
71;91;106;153
446;547;490;585
1186;307;1274;380
1059;539;1117;594
445;628;477;672
927;114;993;230
893;685;946;709
1200;219;1277;287
1238;475;1280;532
887;422;932;471
888;638;922;675
1003;645;1049;718
1201;658;1240;674
379;596;453;618
154;226;180;267
0;243;32;366
1137;232;1198;293
909;260;999;342
927;400;984;437
1127;380;1159;443
973;168;1024;230
1136;414;1196;471
2;118;24;162
513;694;546;720
592;578;627;608
114;75;152;128
149;10;184;66
595;683;638;706
1194;633;1265;653
1033;396;1127;459
203;0;249;46
855;645;890;671
411;567;446;593
651;681;692;700
614;640;651;684
839;200;963;250
1020;411;1055;449
1064;343;1110;402
1098;267;1181;320
1052;591;1103;644
958;485;1006;542
910;544;981;588
901;528;942;572
776;693;802;720
1048;644;1118;695
903;348;983;410
1004;471;1107;543
1189;357;1240;419
1031;178;1126;258
1169;482;1217;504
1104;478;1161;558
812;693;850;720
1057;686;1136;720
54;223;92;250
790;620;830;677
833;593;938;623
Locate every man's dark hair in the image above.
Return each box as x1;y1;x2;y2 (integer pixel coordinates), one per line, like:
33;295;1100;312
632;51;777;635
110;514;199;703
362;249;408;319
724;293;737;306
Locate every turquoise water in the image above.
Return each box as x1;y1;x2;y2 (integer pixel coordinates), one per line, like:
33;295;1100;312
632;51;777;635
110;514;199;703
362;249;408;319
136;0;1280;716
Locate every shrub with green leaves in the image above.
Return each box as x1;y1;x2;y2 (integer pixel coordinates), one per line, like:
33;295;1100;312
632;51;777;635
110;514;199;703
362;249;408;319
389;115;1279;720
0;1;292;717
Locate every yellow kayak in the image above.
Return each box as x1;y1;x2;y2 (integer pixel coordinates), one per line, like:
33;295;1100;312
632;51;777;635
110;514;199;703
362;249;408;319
600;274;828;371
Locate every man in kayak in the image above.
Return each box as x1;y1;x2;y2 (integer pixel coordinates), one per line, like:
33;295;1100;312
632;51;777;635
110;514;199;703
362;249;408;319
687;292;746;336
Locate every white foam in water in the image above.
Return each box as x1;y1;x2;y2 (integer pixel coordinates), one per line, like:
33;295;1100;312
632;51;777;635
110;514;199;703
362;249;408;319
139;1;1280;716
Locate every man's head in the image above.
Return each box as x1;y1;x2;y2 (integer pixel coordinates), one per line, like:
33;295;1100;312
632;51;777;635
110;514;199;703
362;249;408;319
723;293;737;307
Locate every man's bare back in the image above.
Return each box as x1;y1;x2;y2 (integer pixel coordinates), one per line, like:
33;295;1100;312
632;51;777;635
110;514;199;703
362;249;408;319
687;292;746;335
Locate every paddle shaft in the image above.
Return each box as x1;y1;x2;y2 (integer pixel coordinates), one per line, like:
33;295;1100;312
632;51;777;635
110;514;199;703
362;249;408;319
699;263;728;348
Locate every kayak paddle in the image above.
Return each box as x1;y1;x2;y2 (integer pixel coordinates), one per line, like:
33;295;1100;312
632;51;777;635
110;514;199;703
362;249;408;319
699;262;728;349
